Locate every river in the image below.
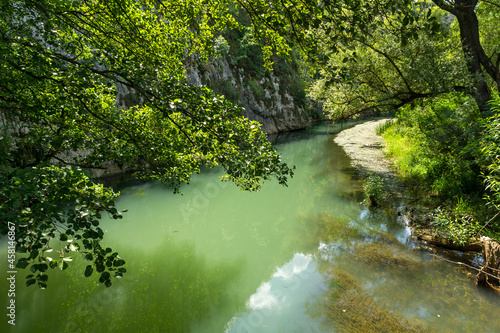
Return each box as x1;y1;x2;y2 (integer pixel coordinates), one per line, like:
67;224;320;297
1;124;499;332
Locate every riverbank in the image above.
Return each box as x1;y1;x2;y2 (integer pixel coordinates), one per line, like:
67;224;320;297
333;118;407;204
333;118;500;292
333;118;393;175
333;117;464;238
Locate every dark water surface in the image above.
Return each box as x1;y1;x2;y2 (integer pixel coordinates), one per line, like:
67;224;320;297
2;124;499;332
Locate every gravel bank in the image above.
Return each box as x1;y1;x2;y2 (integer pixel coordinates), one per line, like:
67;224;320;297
333;118;394;177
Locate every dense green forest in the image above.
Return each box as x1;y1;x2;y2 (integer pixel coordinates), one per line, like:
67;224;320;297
1;0;499;289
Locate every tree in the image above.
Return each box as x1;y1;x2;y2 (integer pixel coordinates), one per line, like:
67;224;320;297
307;5;469;119
233;0;499;116
0;0;293;288
432;0;500;110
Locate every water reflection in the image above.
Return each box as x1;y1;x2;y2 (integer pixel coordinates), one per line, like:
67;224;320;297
226;253;327;333
2;124;500;333
310;205;500;333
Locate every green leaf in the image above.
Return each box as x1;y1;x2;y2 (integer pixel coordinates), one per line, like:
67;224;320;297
84;265;93;277
16;258;29;269
49;260;58;269
58;260;68;270
26;279;36;287
99;271;110;283
113;259;126;267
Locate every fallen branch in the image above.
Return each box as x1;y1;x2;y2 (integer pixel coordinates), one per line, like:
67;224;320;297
416;234;482;252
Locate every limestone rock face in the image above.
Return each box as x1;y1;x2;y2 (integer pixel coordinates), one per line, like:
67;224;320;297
185;56;317;134
81;55;318;179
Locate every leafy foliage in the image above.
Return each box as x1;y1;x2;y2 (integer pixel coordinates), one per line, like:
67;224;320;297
383;94;483;197
430;200;482;246
363;174;384;206
482;97;500;217
0;165;126;288
307;4;468;119
382;94;500;240
0;0;293;288
234;0;498;118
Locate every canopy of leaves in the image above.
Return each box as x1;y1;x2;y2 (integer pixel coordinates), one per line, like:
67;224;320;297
0;0;293;288
482;97;500;215
234;0;499;117
306;3;470;119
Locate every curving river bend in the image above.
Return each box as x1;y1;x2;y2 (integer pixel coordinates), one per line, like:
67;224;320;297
2;124;499;332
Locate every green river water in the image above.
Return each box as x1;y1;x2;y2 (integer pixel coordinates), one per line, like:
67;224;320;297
2;124;500;332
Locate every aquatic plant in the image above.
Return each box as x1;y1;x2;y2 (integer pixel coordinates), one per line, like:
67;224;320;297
317;268;432;333
353;243;424;275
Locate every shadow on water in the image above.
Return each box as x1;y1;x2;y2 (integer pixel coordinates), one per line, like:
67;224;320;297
0;235;245;333
3;122;500;333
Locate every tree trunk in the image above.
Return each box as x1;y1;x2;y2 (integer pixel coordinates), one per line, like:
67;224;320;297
453;1;490;110
476;237;500;292
433;0;500;113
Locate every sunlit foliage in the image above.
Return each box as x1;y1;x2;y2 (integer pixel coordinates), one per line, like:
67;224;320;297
0;0;293;288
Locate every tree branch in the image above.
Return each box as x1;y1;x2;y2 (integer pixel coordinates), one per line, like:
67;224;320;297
51;156;107;170
353;38;415;94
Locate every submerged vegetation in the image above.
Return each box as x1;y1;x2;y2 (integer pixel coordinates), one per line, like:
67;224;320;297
352;242;424;274
308;209;500;332
317;268;431;333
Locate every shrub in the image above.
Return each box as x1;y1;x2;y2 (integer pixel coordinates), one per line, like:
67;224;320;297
213;35;230;56
430;198;481;245
364;174;384;206
382;93;483;198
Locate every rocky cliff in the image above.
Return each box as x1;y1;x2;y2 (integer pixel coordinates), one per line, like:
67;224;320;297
185;55;318;134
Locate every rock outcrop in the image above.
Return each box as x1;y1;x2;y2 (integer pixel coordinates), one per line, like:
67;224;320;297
185;56;318;134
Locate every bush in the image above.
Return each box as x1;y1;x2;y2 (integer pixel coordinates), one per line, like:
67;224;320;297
430;198;481;245
363;174;384;206
212;79;240;103
382;93;483;198
213;35;230;56
235;30;265;79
